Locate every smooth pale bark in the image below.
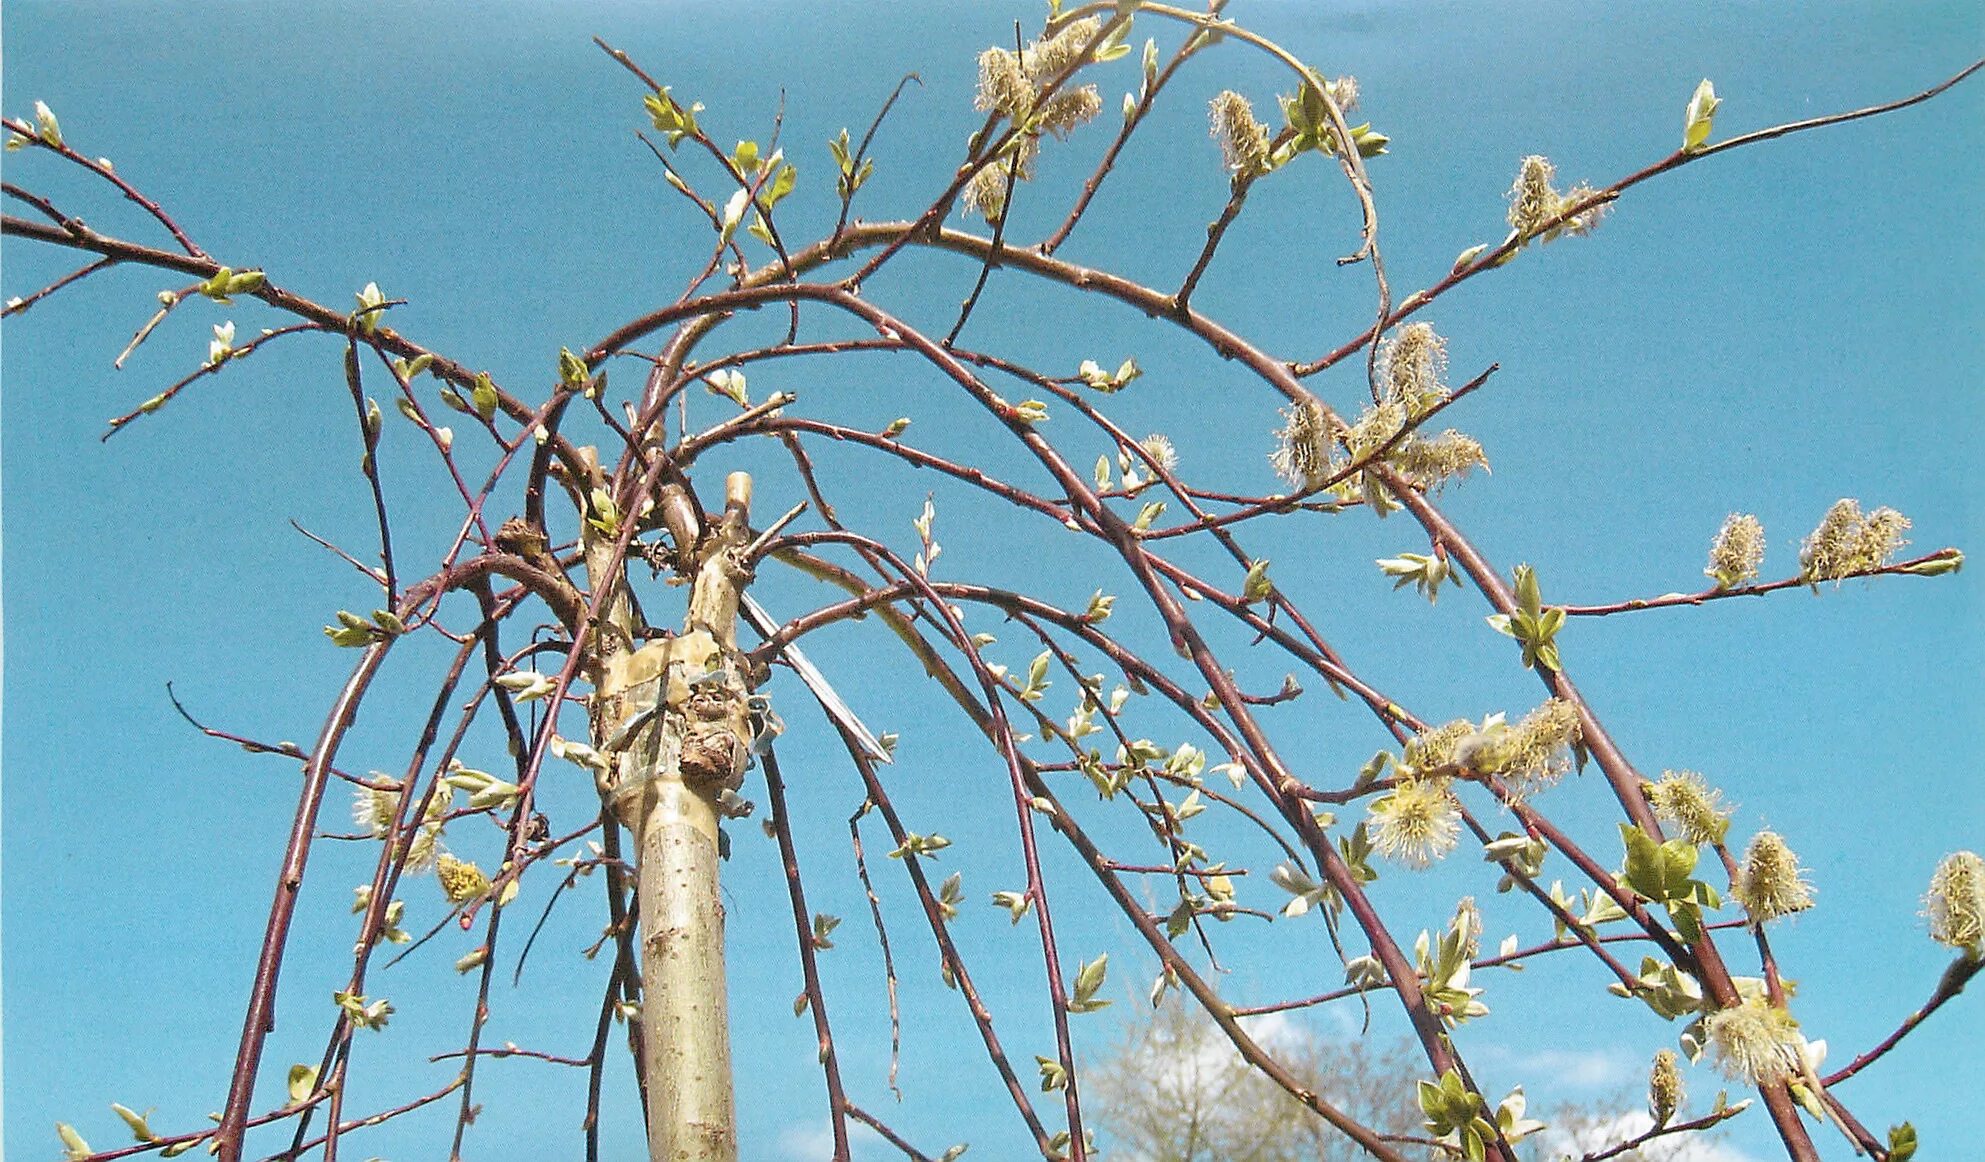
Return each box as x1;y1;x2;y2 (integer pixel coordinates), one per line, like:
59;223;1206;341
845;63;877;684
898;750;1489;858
588;471;755;1162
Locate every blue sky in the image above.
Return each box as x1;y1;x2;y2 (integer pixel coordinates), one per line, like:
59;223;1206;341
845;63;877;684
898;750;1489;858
4;2;1979;1160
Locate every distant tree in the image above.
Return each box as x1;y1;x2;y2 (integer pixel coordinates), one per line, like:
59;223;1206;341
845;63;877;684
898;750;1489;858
5;6;1978;1162
1087;1000;1427;1161
1086;994;1737;1162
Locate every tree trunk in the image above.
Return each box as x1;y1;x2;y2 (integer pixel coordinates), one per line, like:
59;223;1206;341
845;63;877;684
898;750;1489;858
590;471;757;1162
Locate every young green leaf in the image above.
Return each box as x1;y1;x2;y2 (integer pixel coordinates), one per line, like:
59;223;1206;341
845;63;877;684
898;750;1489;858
1683;79;1720;153
112;1103;160;1143
34;100;64;147
469;371;499;421
718;187;750;244
353;282;385;334
1242;559;1273;603
1068;953;1112;1012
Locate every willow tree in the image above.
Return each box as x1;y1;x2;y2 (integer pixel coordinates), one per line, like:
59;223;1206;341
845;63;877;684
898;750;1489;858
6;5;1979;1162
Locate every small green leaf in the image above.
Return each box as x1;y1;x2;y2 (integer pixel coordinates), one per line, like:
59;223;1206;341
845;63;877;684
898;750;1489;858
764;163;798;207
1376;552;1459;603
112;1103;159;1143
992;889;1032;924
557;346;590;388
1513;564;1543;616
1900;551;1963;577
202;267;237;301
1350;123;1389;157
58;1122;92;1161
1242;559;1273;603
889;832;951;860
1093;20;1133;62
1683;78;1720;153
587;487;621;537
1888;1122;1918;1162
1077;357;1139;392
643;87;704;149
455;374;494;424
494;671;558;702
34;100;63;147
937;871;964;920
705;368;749;406
353;282;385;334
1068;953;1112;1012
207;321;237;366
325;610;386;648
718;187;750;244
466;778;521;811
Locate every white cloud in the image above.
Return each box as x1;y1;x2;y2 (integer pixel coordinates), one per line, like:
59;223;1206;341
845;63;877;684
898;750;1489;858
1517;1046;1636;1090
776;1120;836;1162
1237;1009;1306;1053
1536;1111;1763;1162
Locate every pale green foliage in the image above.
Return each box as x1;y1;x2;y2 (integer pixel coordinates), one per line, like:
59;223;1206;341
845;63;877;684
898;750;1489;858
1683;79;1722;152
1485;565;1565;672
